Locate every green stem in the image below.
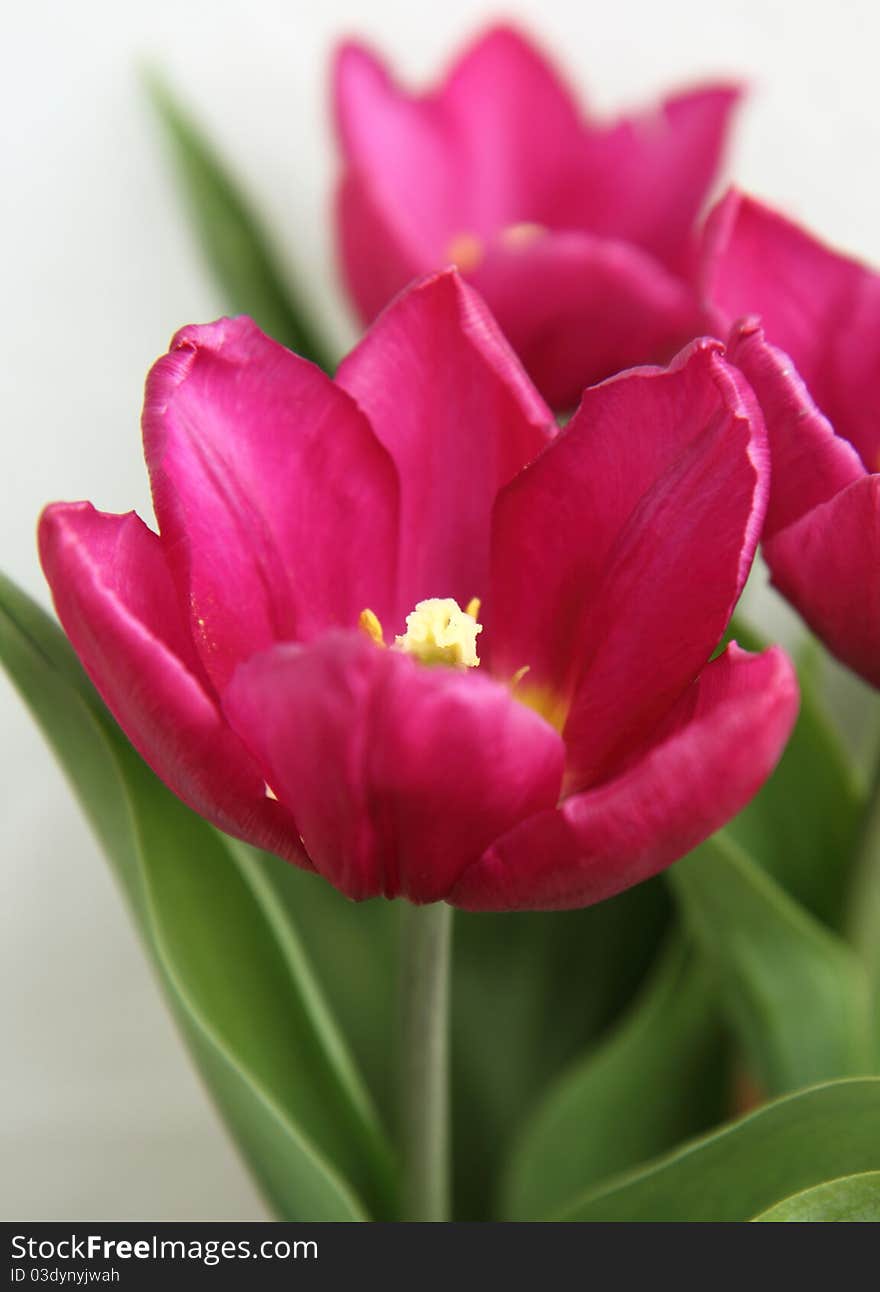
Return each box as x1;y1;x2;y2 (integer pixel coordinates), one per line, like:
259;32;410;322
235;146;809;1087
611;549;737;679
398;901;453;1221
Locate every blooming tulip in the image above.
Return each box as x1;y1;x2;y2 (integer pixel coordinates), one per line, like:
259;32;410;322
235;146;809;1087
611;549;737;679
333;24;739;408
702;190;880;687
39;271;796;909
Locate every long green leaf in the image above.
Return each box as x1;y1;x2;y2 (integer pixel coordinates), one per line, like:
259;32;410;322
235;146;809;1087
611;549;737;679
560;1078;880;1221
145;71;334;370
753;1171;880;1221
0;572;392;1219
501;938;728;1220
451;884;670;1218
670;833;872;1095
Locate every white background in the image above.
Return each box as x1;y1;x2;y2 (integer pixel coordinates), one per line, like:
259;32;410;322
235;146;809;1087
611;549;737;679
2;0;879;1219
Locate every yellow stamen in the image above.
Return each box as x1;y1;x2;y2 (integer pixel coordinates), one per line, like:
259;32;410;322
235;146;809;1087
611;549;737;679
394;597;482;668
500;221;547;251
465;597;481;620
446;232;484;272
358;607;386;646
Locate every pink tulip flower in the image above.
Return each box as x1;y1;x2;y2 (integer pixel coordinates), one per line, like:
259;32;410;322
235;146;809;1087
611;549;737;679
333;24;740;409
39;271;796;909
702;189;880;688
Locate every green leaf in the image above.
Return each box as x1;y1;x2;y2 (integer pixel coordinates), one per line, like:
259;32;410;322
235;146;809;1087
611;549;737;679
753;1171;880;1221
0;573;393;1219
451;883;670;1218
145;71;334;370
501;938;728;1220
560;1078;880;1221
669;833;872;1095
726;617;863;926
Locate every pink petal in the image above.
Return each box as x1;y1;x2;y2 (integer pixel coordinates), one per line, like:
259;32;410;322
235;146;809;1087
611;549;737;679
726;318;865;537
334;27;586;273
38;502;306;864
435;25;587;234
224;632;565;903
333;41;458;276
703;189;880;470
488;340;768;787
335;270;554;621
142;316;398;691
765;475;880;688
470;229;703;409
563;84;741;274
335;167;423;327
450;644;798;911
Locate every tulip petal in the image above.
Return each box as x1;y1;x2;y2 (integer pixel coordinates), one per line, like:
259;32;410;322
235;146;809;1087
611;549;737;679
489;340;767;786
335;167;423;328
703;190;880;470
334;28;585;269
565;84;741;274
470;229;702;409
435;25;587;232
336;271;554;619
450;645;798;912
765;475;880;688
725;318;865;536
38;502;306;864
224;632;565;904
143;316;399;691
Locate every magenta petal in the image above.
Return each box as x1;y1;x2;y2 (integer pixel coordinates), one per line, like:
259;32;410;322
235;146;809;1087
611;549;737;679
703;189;880;470
471;229;702;408
566;84;741;274
224;633;565;904
334;28;585;263
435;25;586;232
38;503;306;864
726;318;865;536
336;271;554;619
335;168;423;327
765;475;880;688
142;316;398;691
450;644;798;911
334;41;457;276
489;339;767;784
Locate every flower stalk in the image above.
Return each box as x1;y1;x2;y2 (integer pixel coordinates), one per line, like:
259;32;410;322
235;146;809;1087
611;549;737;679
398;900;453;1221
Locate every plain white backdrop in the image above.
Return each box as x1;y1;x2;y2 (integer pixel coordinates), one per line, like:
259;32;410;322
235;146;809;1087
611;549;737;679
3;0;879;1219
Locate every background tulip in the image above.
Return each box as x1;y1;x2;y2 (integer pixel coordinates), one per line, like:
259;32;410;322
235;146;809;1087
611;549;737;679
334;25;740;409
703;190;880;687
39;270;797;909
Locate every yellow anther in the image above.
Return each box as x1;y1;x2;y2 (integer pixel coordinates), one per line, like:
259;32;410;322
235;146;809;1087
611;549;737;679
511;664;531;688
465;597;481;620
446;232;484;272
395;597;482;668
358;608;386;647
500;221;547;251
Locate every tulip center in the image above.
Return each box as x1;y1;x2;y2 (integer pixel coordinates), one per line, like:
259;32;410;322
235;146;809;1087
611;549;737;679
499;221;547;250
359;597;482;668
446;233;484;272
